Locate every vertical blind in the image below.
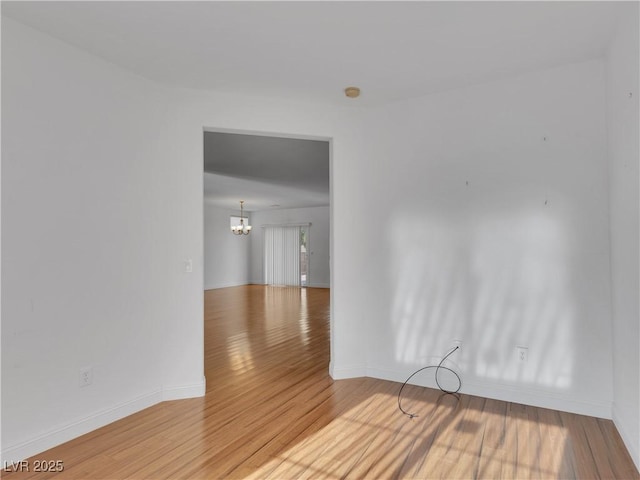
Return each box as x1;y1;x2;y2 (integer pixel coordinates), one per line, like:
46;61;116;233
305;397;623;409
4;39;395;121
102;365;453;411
264;226;301;286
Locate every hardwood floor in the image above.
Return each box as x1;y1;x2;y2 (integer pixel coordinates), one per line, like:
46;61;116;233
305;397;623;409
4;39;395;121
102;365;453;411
4;285;638;479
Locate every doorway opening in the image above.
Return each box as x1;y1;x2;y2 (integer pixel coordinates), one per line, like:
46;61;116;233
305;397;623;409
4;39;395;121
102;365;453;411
203;127;330;291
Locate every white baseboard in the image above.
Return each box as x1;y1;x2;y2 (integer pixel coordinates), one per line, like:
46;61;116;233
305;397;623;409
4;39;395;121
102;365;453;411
208;282;332;290
462;379;612;419
1;390;162;464
366;367;612;419
613;405;640;472
241;283;330;289
162;377;206;401
329;362;367;380
1;379;207;464
204;281;250;291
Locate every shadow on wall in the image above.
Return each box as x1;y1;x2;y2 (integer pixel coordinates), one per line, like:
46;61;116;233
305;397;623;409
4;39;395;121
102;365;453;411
391;205;575;391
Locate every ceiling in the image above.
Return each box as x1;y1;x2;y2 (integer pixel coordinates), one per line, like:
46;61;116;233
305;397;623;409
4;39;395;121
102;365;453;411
204;132;329;211
2;1;623;107
2;1;624;210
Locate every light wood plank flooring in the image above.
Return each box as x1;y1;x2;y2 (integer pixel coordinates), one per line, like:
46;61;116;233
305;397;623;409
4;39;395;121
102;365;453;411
4;285;638;479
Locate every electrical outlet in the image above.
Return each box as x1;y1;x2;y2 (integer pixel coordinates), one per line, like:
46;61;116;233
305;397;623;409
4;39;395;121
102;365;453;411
516;346;528;363
184;259;193;273
79;367;93;387
452;340;462;350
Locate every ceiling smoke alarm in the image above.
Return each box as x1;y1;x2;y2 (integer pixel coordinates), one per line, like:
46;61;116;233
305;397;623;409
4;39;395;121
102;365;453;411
344;86;360;98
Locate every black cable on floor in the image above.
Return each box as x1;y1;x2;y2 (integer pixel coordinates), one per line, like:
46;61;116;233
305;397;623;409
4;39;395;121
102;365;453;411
397;346;461;419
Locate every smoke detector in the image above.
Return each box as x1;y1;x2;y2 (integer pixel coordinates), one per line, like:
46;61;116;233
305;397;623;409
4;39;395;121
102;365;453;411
344;86;360;98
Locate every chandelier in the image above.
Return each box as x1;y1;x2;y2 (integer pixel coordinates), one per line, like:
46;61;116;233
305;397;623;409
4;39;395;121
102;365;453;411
231;200;252;235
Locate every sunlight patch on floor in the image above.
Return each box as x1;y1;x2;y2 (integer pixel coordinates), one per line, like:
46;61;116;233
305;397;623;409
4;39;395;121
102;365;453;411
241;389;569;479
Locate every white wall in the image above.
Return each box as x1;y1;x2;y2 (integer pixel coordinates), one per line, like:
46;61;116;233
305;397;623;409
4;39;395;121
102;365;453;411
203;201;251;290
606;3;640;470
2;17;368;460
353;59;614;418
249;206;330;287
1;18;205;462
4;8;638;465
166;88;368;379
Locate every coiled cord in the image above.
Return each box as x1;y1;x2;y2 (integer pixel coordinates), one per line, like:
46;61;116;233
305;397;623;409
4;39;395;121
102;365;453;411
397;346;461;419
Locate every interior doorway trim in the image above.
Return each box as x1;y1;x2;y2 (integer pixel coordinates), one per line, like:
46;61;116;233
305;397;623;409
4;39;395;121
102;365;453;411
203;126;332;143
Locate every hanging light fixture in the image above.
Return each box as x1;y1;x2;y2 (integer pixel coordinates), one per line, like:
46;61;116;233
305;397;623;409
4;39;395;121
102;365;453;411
230;200;252;235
